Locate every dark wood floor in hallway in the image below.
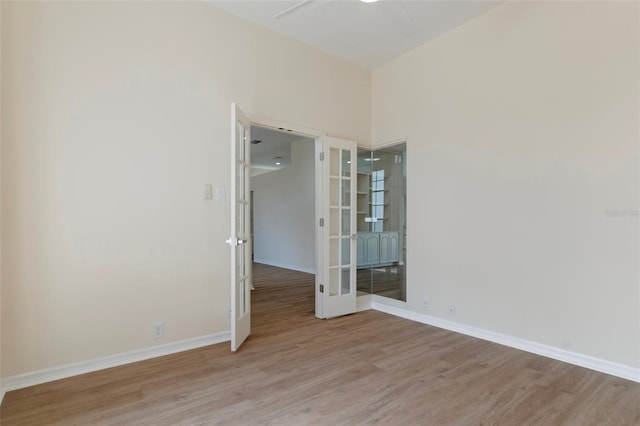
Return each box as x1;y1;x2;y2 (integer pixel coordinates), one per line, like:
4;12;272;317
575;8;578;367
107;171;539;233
2;263;639;425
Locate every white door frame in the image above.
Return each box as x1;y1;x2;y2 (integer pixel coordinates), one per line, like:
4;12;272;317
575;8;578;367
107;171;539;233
247;114;330;318
248;115;327;142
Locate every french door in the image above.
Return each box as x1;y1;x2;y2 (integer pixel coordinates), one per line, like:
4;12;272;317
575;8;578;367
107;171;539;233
227;103;252;351
316;137;357;318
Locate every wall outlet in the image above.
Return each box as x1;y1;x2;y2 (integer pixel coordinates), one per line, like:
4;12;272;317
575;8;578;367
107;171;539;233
152;322;164;339
422;300;428;311
447;304;456;317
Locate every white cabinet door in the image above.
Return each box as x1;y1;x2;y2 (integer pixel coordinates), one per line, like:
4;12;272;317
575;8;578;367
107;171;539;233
389;233;399;262
380;232;400;263
356;235;365;265
380;232;390;263
357;231;400;267
365;234;380;265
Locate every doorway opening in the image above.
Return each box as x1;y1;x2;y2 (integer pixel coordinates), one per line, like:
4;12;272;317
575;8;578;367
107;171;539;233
248;124;363;319
249;125;317;287
231;104;362;348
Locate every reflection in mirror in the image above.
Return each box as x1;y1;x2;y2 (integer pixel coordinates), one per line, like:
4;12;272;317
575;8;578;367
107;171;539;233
356;143;406;302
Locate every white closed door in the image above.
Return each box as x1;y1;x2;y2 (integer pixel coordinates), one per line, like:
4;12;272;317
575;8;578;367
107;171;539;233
316;137;357;318
227;103;252;351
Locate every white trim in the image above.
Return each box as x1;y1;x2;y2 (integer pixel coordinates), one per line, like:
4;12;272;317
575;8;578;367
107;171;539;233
372;294;407;309
356;294;372;312
0;331;230;403
249;114;326;139
253;259;315;275
372;301;640;383
314;138;324;318
371;137;408;150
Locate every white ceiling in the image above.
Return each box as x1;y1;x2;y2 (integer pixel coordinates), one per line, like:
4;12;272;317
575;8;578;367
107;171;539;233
207;0;504;69
250;126;312;176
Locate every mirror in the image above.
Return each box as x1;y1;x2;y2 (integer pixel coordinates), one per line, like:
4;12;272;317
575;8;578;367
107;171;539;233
356;143;406;302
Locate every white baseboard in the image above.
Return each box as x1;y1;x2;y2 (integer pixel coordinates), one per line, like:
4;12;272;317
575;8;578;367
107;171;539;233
371;301;639;383
4;302;638;405
356;294;372;312
0;331;230;404
253;259;315;275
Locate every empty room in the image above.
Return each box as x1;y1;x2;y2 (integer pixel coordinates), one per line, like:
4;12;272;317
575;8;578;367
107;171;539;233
1;0;638;424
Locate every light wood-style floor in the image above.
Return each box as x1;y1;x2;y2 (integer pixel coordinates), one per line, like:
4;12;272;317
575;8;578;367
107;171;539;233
2;263;639;425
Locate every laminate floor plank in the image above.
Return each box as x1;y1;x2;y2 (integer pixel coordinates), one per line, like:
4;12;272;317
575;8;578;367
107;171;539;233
1;263;638;425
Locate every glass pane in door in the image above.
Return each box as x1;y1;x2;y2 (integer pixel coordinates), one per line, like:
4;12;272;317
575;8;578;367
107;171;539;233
327;147;354;298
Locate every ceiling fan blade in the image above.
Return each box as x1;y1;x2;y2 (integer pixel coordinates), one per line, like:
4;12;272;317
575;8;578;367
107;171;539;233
274;0;337;21
274;0;316;20
379;0;418;38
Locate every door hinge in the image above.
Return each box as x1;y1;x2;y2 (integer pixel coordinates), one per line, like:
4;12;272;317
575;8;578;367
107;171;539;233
319;218;324;227
319;284;324;293
319;152;324;161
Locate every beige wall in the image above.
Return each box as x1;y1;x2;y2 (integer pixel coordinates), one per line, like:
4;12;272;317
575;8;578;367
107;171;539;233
2;0;637;381
251;139;316;274
0;1;370;377
373;1;639;367
0;0;3;384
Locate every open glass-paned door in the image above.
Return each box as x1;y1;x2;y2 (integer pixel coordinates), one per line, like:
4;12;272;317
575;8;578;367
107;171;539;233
227;103;251;351
316;137;357;318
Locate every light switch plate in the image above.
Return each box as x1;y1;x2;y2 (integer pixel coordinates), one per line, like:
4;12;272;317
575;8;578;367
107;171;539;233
215;187;226;202
203;184;213;200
